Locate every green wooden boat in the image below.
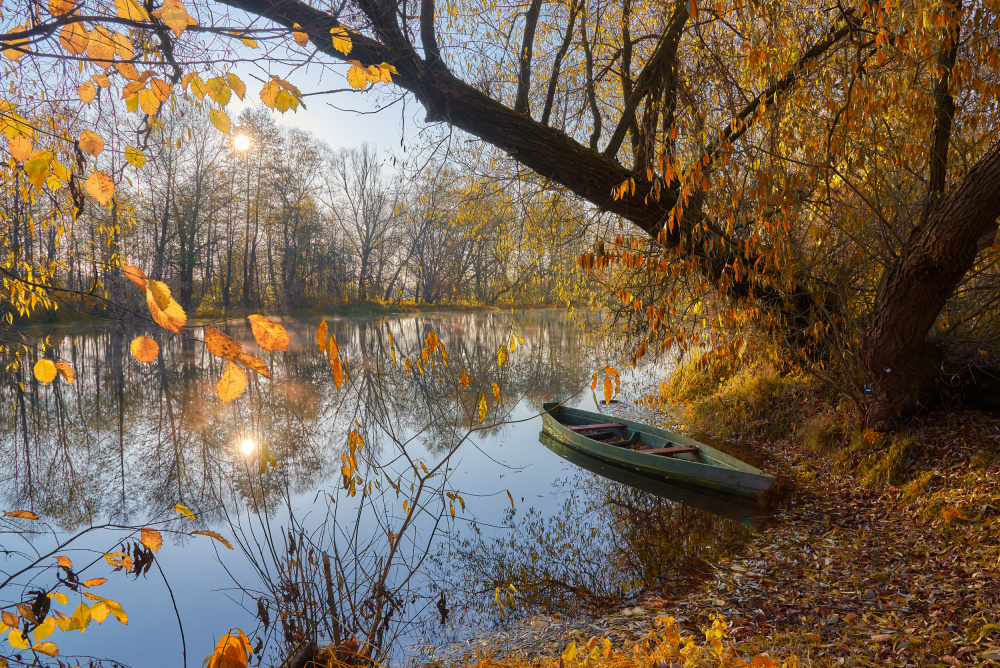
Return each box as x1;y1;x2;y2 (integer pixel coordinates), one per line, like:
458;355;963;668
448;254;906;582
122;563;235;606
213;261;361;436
538;432;769;521
541;402;775;497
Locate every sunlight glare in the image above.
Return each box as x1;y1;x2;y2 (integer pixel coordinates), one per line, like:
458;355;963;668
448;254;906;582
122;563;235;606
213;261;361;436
240;438;255;455
234;134;251;151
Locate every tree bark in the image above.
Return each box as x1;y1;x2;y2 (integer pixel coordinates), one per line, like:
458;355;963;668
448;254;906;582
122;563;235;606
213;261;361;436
862;142;1000;429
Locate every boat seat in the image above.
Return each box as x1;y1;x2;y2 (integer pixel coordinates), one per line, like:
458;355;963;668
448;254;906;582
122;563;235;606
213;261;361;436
567;422;626;432
639;446;700;457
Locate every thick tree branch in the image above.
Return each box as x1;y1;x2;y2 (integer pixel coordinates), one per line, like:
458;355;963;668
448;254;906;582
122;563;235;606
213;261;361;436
923;0;961;223
514;0;544;115
863;141;1000;427
603;3;687;160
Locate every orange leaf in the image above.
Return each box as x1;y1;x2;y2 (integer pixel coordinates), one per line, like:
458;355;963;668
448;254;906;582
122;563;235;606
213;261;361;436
79;129;104;156
4;510;38;520
204;326;242;360
1;610;18;627
123;265;148;292
54;361;74;384
191;530;233;550
236;353;270;377
317;316;328;349
603;376;613;405
140;527;163;553
85;170;115;205
59;22;88;55
130;336;159;363
247;314;288;351
82;577;107;587
34;359;57;384
9;134;32;162
55;555;72;568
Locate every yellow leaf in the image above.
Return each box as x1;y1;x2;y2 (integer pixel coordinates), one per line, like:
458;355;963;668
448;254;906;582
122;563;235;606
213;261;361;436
114;0;150;21
123;265;148;292
191;530;233;550
82;578;107;587
49;0;74;16
204;326;242;359
217;361;247;403
146;279;172;311
226;72;245;100
247;314;289;351
79;129;104;156
111;31;134;60
49;591;69;605
34;359;57;384
459;369;471;388
86;26;116;62
346;64;368;89
477;392;488;422
78;81;97;104
330;26;352;54
137;88;160;115
9;134;32;162
31;641;58;657
125;146;146;168
8;629;28;649
25;152;53;188
492;382;502;404
209;108;231;134
603;376;613;405
317;316;328;348
88;601;110;624
85;170;115;205
59;22;89;55
140;527;163;553
33;617;56;642
174;504;195;520
151;0;192;37
55;555;72;568
205;77;231;106
54;361;74;384
293;24;309;47
497;344;508;366
82;594;127;624
259;79;279;108
236;353;269;377
562;642;578;663
92;72;111;87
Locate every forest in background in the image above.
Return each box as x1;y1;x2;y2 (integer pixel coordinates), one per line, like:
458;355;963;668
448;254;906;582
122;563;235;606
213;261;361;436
6;102;596;321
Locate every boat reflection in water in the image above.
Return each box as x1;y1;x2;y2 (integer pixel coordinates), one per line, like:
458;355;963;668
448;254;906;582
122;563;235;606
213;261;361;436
538;431;770;523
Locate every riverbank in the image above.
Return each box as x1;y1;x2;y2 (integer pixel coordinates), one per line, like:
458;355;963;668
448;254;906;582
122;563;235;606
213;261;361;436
449;371;1000;667
13;298;574;325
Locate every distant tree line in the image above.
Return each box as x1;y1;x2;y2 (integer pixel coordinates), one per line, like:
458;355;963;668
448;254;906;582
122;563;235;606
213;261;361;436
33;105;590;315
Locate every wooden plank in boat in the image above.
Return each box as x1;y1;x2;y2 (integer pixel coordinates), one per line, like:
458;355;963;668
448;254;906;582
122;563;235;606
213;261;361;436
567;422;625;431
638;446;700;456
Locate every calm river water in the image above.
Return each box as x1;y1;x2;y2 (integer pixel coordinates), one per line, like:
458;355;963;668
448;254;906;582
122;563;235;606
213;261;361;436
0;310;764;667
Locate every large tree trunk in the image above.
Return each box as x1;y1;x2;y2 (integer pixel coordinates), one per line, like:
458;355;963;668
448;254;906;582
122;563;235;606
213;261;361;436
862;142;1000;429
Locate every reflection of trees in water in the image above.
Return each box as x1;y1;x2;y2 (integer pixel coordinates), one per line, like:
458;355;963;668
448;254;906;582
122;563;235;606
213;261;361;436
0;311;592;529
440;468;756;625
